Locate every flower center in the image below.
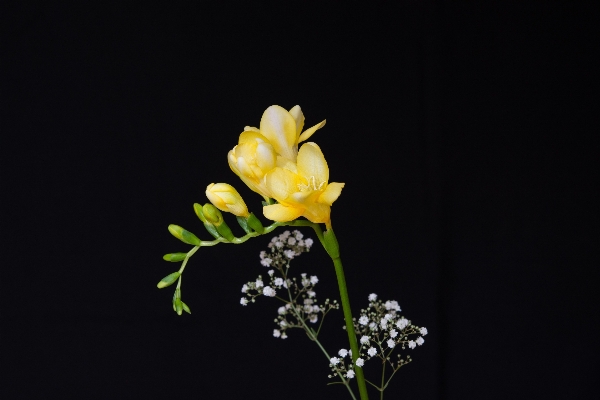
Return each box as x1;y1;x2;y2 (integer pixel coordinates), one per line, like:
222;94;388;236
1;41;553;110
297;176;325;192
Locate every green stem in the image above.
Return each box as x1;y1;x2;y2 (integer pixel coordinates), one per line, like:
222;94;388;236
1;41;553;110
380;360;385;400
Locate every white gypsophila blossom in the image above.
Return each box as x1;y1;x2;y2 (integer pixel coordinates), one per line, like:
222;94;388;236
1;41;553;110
390;329;398;338
260;251;266;259
408;340;416;349
283;280;288;289
273;329;281;338
285;303;292;310
240;298;248;306
241;284;248;293
274;277;284;287
396;317;409;330
255;279;264;288
260;258;272;267
384;300;401;311
278;306;286;315
275;241;284;248
281;230;290;239
293;230;303;240
280;320;288;327
380;319;388;329
281;333;287;339
312;305;320;313
369;322;377;330
298;239;304;246
304;298;314;305
360;335;370;345
287;237;296;245
307;290;316;298
367;347;377;357
309;314;318;323
330;357;340;365
284;249;295;259
355;358;365;367
416;336;425;346
387;339;396;348
420;327;428;336
384;313;393;321
304;304;313;313
368;293;378;301
305;238;313;247
359;316;369;325
346;370;355;379
338;349;348;358
310;275;319;285
263;286;276;297
267;269;274;276
271;236;278;243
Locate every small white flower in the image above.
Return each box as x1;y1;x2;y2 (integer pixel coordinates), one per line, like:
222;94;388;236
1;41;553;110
309;314;318;323
271;236;278;243
307;290;316;298
280;230;290;239
304;305;313;313
304;298;314;305
330;357;340;365
278;306;286;315
240;298;248;306
368;293;378;301
355;358;365;367
284;249;295;259
241;284;248;293
380;319;388;329
312;305;320;313
408;340;416;349
255;279;264;288
346;370;355;379
274;277;284;287
387;339;395;348
285;303;292;309
420;327;428;336
280;320;288;327
273;329;281;338
298;239;304;246
293;230;303;240
275;241;284;248
338;349;348;358
310;275;319;285
369;322;377;330
281;333;287;339
260;258;272;267
305;238;314;247
367;347;377;357
416;337;425;346
384;313;393;321
260;251;266;259
283;280;288;289
360;335;370;344
263;286;276;297
359;316;369;325
267;269;274;276
287;237;296;245
384;300;401;311
396;317;409;330
390;329;398;338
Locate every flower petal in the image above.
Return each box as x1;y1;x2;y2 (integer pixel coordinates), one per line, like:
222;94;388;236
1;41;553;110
298;120;326;143
260;105;297;161
319;182;345;206
255;142;276;172
302;202;331;224
265;167;299;201
263;204;304;222
289;105;305;139
244;126;261;133
297;142;329;185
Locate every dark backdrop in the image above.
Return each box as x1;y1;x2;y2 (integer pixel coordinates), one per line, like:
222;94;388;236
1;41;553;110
3;3;598;399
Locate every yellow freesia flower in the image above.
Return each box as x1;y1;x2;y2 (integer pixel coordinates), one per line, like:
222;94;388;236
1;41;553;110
206;183;250;217
263;142;344;226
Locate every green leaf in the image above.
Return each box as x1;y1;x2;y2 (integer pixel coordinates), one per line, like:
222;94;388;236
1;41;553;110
163;253;187;262
247;213;264;234
181;302;191;314
157;272;181;289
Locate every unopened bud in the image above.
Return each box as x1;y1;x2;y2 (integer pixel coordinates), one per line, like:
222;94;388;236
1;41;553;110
206;183;250;217
202;204;223;226
157;272;180;289
168;224;201;246
163;253;187;262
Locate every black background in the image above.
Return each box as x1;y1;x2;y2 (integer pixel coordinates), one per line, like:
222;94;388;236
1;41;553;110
2;3;598;399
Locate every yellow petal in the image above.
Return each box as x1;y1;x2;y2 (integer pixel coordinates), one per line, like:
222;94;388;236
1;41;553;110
298;120;326;143
263;204;304;222
297;142;329;185
260;105;297;161
265;167;299;201
238;130;267;144
244;126;261;133
255;142;276;171
289;105;305;139
318;182;344;206
302;202;331;224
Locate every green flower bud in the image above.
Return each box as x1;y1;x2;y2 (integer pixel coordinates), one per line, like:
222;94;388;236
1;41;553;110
236;216;252;234
163;253;187;262
168;224;201;246
181;302;191;314
247;213;264;234
157;272;180;289
194;203;208;223
175;298;183;315
202;204;223;226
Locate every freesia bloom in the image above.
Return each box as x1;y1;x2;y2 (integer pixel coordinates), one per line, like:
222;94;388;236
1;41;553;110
205;183;249;217
263;142;344;225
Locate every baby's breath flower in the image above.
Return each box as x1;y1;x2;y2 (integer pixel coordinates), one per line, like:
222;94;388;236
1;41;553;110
281;333;287;339
359;316;369;325
305;238;313;247
310;275;319;285
287;237;296;245
387;339;396;348
408;340;416;349
312;305;320;313
278;306;286;315
360;335;370;345
255;279;264;288
293;230;303;240
384;300;401;311
267;269;274;276
368;293;378;301
420;327;428;336
307;290;316;298
260;251;266;259
260;258;272;267
309;314;318;323
369;322;377;330
284;249;295;259
330;357;340;365
338;349;348;358
390;329;398;338
273;329;281;338
355;358;365;367
380;319;388;329
367;347;377;357
263;286;276;297
416;337;425;346
275;241;284;248
396;317;409;330
241;284;248;293
240;298;248;306
346;370;355;379
274;277;284;287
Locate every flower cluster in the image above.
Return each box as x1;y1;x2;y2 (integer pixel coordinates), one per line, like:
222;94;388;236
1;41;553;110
240;231;338;339
330;294;427;381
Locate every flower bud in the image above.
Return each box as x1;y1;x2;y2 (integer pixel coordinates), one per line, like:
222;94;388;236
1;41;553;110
163;253;187;262
168;224;201;246
202;204;223;226
157;272;180;289
206;183;250;217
